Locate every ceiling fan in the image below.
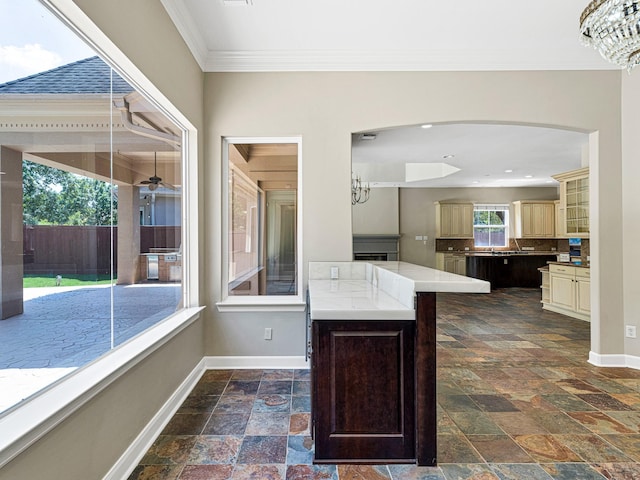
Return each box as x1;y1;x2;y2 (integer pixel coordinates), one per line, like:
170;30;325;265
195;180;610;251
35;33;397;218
140;153;176;191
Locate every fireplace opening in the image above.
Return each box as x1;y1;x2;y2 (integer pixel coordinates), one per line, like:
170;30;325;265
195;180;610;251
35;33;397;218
352;235;400;262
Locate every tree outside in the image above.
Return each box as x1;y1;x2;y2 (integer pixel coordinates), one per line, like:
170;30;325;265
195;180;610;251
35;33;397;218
22;160;117;226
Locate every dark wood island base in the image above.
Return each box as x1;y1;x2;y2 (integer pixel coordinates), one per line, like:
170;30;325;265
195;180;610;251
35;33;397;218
311;292;437;466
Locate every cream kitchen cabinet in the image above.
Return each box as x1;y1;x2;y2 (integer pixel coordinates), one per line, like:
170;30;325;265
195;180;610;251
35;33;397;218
552;167;589;238
513;201;556;238
575;269;591;315
543;263;590;321
435;202;474;238
435;253;467;275
554;200;565;238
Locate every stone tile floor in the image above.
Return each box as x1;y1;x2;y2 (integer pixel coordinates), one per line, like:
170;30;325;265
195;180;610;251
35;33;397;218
129;289;640;479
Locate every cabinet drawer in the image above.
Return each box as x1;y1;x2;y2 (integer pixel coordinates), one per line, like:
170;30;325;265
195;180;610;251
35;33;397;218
550;264;575;275
575;268;590;278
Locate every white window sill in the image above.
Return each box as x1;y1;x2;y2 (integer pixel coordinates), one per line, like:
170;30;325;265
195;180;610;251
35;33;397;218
216;296;306;312
0;306;205;468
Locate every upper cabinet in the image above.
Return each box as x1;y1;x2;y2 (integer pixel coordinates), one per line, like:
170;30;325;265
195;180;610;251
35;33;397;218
435;202;474;238
513;201;556;238
552;167;589;238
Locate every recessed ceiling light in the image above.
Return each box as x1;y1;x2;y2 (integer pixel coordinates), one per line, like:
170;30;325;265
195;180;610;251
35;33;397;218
546;180;554;183
421;124;433;129
443;154;455;159
222;0;252;5
525;175;533;178
472;181;479;184
504;169;513;173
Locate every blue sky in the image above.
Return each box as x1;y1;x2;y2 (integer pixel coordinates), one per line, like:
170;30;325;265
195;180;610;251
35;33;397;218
0;0;94;84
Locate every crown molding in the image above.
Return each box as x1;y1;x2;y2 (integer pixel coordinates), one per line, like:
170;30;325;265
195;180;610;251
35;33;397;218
160;0;208;70
202;48;617;72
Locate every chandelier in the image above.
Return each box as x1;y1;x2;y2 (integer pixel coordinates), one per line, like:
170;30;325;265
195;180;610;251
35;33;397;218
580;0;640;71
351;173;370;205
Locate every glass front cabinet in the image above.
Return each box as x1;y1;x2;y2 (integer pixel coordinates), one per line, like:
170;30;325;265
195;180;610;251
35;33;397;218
552;167;589;238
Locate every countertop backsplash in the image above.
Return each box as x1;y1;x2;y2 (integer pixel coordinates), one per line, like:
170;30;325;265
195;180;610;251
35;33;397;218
435;238;590;265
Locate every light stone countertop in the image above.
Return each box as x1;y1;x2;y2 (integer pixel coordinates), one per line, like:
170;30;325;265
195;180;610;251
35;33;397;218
308;261;490;320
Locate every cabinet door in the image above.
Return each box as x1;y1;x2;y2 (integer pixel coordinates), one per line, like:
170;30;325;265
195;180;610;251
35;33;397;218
458;204;474;238
550;273;576;310
450;205;465;236
531;204;545;236
443;255;456;273
312;320;416;462
576;278;591;315
437;203;473;238
521;203;534;236
521;203;555;237
454;257;466;276
542;203;555;237
439;204;453;237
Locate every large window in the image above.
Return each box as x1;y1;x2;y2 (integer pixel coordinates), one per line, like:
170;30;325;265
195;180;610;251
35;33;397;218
0;1;187;415
474;204;509;248
223;138;301;301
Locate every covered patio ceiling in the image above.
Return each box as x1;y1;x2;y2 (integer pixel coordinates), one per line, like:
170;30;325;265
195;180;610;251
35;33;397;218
0;59;182;188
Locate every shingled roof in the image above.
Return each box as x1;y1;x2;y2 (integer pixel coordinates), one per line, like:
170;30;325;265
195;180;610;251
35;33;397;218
0;56;133;94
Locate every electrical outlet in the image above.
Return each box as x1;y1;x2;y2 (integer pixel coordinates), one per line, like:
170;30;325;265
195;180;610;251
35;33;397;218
330;266;339;280
264;327;273;340
626;325;637;339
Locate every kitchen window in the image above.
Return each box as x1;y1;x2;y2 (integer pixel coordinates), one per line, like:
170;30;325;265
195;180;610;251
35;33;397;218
474;204;509;248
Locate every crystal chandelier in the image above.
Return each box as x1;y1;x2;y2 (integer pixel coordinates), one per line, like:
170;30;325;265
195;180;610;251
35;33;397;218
351;173;370;205
580;0;640;71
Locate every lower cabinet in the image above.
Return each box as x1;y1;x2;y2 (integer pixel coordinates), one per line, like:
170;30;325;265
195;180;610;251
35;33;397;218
312;320;416;463
436;253;466;275
543;264;590;321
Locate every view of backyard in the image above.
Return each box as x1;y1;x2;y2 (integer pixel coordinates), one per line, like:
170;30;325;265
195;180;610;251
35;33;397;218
0;283;181;412
0;1;185;415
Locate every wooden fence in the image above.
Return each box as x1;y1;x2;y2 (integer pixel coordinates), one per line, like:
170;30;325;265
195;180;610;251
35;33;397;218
23;225;181;275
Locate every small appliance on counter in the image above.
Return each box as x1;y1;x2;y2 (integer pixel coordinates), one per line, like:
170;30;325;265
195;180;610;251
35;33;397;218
569;238;582;264
558;253;570;262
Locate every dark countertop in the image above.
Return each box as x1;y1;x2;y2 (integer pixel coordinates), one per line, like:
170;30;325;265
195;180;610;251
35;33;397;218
438;251;561;257
547;261;590;269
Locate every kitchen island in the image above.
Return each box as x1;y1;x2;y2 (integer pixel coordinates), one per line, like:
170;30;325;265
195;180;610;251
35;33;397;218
463;251;558;288
307;261;490;466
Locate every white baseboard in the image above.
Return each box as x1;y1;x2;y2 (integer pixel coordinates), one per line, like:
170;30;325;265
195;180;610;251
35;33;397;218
204;355;309;370
103;358;207;480
589;351;640;369
103;355;308;480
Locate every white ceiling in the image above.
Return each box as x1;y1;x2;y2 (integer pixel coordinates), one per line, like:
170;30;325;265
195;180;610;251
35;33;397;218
162;0;601;188
352;123;587;188
162;0;613;72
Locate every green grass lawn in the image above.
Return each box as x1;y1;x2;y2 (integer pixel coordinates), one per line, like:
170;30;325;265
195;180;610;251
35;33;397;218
23;274;115;288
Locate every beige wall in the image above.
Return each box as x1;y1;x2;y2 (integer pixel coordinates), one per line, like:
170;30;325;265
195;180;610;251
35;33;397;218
204;70;623;362
1;1;205;479
352;187;399;234
400;187;559;268
622;73;640;360
2;2;633;478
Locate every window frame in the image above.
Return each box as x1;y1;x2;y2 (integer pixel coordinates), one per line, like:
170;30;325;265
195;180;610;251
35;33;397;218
218;136;304;312
473;204;509;248
0;0;202;466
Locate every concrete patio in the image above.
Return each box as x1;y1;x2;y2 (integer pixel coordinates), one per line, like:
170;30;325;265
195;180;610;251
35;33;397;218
0;283;181;412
